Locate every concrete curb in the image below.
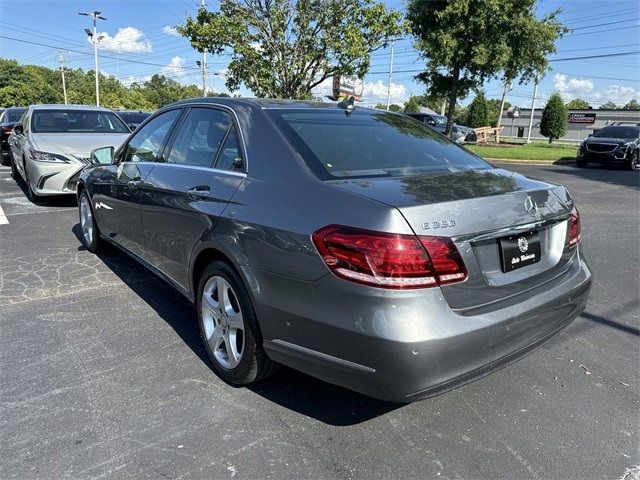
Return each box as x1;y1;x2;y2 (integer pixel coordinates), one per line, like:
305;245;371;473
484;157;575;166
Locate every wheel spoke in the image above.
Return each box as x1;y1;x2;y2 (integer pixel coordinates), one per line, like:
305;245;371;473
226;310;244;331
202;291;220;319
225;330;241;368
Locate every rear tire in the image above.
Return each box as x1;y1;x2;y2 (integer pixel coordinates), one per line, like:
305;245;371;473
197;261;277;385
78;191;101;252
10;153;18;180
627;150;639;171
1;153;9;167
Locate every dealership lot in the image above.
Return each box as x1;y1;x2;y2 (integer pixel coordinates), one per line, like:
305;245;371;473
0;163;638;479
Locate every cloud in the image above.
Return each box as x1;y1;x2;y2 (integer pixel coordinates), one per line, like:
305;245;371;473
163;25;179;37
121;74;151;86
595;85;640;106
553;73;594;101
93;27;152;54
161;56;186;78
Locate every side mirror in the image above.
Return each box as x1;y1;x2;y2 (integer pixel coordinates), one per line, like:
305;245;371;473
90;146;114;165
13;124;23;135
128;123;137;131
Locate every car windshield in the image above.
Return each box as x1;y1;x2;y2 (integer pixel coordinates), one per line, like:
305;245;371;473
432;115;447;125
594;126;640;138
4;108;26;123
267;109;491;179
32;109;129;133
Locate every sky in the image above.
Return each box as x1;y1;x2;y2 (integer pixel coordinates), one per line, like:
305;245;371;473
0;0;638;108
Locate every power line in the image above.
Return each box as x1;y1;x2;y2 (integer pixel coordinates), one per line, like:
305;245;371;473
572;17;640;30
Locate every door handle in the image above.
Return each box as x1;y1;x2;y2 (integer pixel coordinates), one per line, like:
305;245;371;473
186;185;210;199
127;179;141;189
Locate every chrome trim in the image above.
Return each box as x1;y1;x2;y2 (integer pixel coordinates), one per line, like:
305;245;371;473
453;215;569;243
154;162;247;178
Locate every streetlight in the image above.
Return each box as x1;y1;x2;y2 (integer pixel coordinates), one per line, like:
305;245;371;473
78;11;106;106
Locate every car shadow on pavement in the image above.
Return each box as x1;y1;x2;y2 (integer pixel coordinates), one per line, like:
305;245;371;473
72;224;401;426
540;164;640;189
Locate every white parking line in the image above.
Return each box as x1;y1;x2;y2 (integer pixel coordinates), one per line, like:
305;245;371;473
0;205;8;225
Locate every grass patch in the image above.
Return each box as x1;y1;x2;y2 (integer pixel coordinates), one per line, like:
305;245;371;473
466;142;577;162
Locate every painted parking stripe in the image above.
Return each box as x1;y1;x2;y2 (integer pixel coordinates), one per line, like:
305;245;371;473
0;205;8;225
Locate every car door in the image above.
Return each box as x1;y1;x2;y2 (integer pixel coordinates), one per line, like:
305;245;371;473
138;106;246;289
92;108;183;257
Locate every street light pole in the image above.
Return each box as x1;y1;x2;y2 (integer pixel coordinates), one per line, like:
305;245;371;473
385;40;394;110
526;77;539;144
78;11;107;106
59;52;68;105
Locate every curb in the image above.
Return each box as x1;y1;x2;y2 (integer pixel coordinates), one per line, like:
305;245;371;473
484;157;575;166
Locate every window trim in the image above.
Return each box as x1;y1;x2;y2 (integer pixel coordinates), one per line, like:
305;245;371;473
162;104;247;174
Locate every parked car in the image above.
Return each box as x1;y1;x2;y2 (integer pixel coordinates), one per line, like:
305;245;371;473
77;98;591;402
115;110;152;131
0;107;27;166
405;112;447;133
9;104;130;201
451;124;478;144
577;123;640;170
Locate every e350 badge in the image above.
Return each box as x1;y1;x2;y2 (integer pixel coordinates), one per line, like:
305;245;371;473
421;220;456;230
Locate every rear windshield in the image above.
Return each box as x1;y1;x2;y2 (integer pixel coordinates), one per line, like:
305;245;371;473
3;108;26;123
32;109;129;133
594;126;640;138
117;112;150;124
267;109;491;179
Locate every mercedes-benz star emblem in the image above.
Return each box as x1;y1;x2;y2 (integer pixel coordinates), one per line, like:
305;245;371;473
518;237;529;253
524;196;538;215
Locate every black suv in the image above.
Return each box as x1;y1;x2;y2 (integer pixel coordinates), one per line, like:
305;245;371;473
0;107;26;166
577;123;640;170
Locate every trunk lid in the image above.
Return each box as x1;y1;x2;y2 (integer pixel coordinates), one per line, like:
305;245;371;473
328;169;576;312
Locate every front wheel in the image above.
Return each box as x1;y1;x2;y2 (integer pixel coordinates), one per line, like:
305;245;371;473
576;158;588;168
627;150;639;171
197;261;277;385
78;191;101;252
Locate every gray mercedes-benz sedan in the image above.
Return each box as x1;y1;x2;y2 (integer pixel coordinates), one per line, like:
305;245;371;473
77;98;592;402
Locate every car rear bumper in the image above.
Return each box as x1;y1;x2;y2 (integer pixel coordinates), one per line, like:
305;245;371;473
251;249;592;402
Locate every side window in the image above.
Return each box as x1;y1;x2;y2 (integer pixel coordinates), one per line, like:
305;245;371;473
215;125;244;171
124;109;181;163
166;108;232;167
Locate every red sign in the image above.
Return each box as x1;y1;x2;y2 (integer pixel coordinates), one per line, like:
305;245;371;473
568;113;596;124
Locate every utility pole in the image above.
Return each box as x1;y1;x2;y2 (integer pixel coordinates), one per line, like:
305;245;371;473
526;77;539;144
59;52;68;105
385;40;394;110
496;79;511;128
201;0;208;96
78;11;106;106
196;60;206;96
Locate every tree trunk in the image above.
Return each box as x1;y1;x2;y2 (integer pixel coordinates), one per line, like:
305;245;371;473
445;66;460;136
549;137;553;144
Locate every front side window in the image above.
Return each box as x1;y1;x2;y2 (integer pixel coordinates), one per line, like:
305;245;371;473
31;109;129;133
166;108;233;167
267;109;491;179
123;109;182;163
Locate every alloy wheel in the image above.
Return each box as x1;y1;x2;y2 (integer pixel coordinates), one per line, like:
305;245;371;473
201;275;245;369
79;196;94;246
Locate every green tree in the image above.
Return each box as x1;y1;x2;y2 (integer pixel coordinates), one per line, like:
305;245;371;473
407;0;567;134
540;92;567;144
374;103;402;112
466;91;490;128
487;98;510;127
566;98;590;109
178;0;405;99
599;101;618;110
623;99;640;110
403;96;421;112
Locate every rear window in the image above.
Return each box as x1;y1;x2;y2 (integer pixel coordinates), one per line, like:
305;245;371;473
267;109;490;179
118;112;151;124
32;109;129;133
594;126;640;138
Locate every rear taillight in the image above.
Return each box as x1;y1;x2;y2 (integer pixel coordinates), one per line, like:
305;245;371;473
311;225;467;289
569;207;581;248
1;126;13;134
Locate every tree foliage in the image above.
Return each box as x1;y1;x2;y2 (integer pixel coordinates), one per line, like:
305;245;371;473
403;96;422;112
374;103;402;112
407;0;567;134
466;91;490;128
599;101;618;110
566;98;590;109
0;58;217;110
540;92;567;143
178;0;405;99
487;98;511;127
623;99;640;110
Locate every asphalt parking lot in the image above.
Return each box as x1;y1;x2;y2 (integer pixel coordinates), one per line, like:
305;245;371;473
0;162;638;480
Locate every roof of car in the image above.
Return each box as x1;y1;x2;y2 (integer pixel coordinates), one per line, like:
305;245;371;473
168;97;376;111
30;104;114;112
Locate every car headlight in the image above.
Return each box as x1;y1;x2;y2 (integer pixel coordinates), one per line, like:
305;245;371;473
30;150;70;163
